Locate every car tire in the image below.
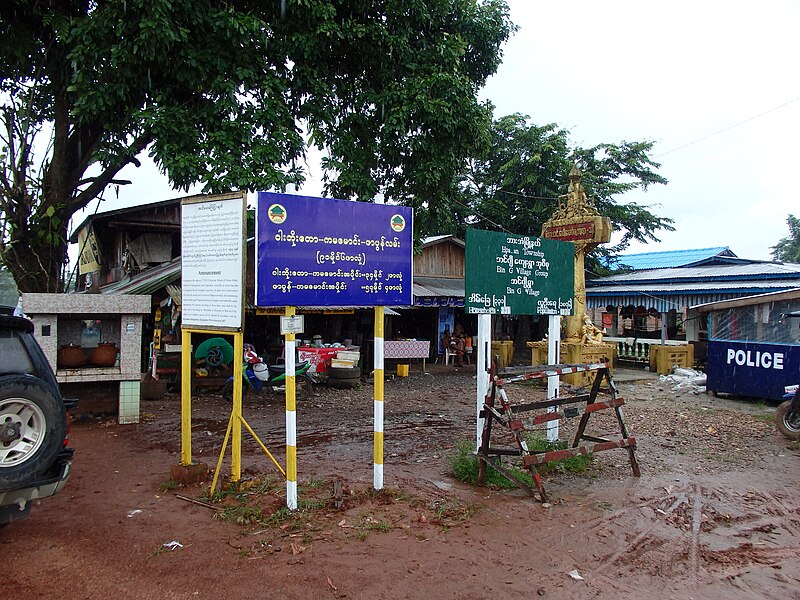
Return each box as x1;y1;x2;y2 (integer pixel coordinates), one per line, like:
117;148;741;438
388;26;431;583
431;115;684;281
0;376;67;492
327;367;361;381
328;378;361;390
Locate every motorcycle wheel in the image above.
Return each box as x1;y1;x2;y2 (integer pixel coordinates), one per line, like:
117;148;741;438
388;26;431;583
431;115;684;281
776;400;800;440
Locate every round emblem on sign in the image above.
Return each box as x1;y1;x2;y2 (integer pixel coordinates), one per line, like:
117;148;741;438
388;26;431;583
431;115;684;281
390;214;406;232
268;204;287;224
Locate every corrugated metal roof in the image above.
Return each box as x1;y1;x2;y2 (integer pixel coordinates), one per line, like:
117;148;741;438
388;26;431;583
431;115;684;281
590;261;800;285
100;257;182;295
691;287;800;313
587;293;741;312
588;279;800;295
70;196;184;243
588;282;799;311
608;247;735;270
413;276;464;297
421;235;465;249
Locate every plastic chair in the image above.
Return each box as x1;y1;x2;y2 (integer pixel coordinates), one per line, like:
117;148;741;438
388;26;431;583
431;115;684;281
444;348;456;366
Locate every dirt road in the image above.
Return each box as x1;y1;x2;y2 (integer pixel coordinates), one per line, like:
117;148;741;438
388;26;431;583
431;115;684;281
5;366;800;599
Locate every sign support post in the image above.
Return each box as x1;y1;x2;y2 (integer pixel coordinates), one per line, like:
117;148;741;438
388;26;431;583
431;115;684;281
546;315;560;442
180;330;193;465
476;313;491;450
231;331;243;481
285;306;298;510
374;306;385;490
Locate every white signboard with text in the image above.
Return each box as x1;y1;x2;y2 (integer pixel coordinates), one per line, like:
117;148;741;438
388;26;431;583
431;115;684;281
181;192;245;330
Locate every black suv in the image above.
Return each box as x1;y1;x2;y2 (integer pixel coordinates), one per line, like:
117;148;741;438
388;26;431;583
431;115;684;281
0;311;75;524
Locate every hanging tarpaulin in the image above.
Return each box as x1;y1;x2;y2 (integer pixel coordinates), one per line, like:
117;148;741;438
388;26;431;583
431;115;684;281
437;307;455;354
126;233;173;266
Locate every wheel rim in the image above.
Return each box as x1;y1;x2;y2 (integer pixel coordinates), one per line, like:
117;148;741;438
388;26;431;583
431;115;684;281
0;397;46;467
783;410;800;433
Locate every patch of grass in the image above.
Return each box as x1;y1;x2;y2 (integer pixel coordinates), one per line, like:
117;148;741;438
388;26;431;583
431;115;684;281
351;513;392;540
304;477;326;489
754;413;775;424
449;435;593;490
449;439;532;489
158;479;180;492
298;496;330;511
524;435;593;475
262;505;293;526
205;475;280;503
216;504;263;526
430;497;477;529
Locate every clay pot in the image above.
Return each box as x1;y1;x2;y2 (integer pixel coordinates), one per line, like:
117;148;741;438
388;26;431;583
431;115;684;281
58;344;86;369
89;342;118;367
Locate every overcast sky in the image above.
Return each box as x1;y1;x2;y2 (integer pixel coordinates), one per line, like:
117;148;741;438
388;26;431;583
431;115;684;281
480;0;800;260
78;0;800;262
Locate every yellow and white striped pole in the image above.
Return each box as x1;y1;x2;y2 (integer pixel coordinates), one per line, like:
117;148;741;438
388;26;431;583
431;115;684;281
285;307;298;510
373;306;385;490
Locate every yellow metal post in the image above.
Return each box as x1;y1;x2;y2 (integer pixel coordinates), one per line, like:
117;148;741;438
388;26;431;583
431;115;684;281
180;329;192;465
232;331;243;482
373;306;384;490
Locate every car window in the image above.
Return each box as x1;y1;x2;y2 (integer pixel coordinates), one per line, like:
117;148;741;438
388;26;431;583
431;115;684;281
0;330;35;376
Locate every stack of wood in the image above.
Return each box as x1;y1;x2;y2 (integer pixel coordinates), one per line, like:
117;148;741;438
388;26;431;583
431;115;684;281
331;350;360;369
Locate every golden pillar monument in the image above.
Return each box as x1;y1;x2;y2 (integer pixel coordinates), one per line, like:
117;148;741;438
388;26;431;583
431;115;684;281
538;166;615;385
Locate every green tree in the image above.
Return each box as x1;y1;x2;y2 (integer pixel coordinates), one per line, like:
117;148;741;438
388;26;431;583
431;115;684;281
771;214;800;263
0;0;513;292
0;261;19;309
451;113;674;270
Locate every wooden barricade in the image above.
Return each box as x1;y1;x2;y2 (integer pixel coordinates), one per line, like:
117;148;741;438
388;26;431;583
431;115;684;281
477;361;639;502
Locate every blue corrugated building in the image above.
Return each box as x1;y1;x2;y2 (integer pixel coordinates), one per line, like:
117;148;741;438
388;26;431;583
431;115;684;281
587;247;800;341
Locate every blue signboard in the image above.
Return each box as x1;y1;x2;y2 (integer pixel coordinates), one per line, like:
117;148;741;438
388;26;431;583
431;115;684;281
255;192;413;307
706;340;800;401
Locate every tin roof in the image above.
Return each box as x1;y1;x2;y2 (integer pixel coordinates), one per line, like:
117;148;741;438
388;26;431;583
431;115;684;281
70;196;184;243
413;276;464;297
591;261;800;285
421;235;465;249
689;287;800;313
606;247;737;270
100;256;182;295
587;260;800;312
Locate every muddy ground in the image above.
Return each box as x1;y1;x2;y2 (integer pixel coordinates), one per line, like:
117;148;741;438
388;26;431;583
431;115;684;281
5;364;800;599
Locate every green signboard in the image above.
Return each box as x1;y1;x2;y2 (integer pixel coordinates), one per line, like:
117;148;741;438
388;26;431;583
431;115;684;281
465;228;575;315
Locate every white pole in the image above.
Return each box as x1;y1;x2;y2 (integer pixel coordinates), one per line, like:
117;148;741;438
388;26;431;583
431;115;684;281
546;314;560;442
476;313;492;451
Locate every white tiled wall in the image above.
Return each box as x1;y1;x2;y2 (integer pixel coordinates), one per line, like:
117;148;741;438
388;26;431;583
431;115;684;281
118;380;141;424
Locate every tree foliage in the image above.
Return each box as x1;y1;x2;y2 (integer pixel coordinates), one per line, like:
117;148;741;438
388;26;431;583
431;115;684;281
0;0;513;292
771;214;800;263
450;113;674;272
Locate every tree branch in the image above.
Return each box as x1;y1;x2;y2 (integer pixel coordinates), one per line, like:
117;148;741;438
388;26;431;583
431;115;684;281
70;134;152;212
